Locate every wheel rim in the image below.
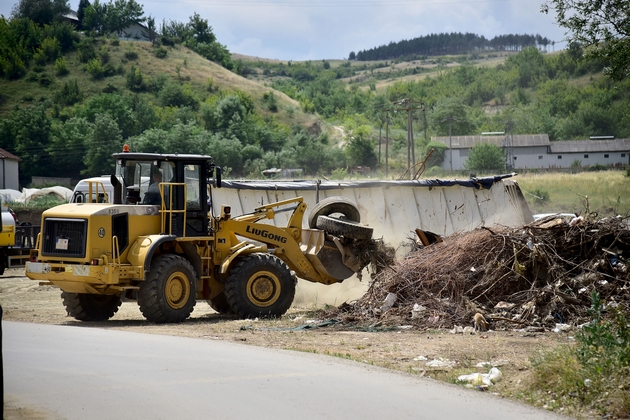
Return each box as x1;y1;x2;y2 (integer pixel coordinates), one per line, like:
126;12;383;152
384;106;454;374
165;271;190;309
246;271;281;307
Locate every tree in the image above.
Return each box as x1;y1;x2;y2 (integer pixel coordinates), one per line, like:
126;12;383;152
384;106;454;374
464;143;505;172
108;0;144;36
83;113;122;175
11;0;70;26
542;0;630;80
187;13;215;44
82;0;108;35
77;0;90;29
345;125;377;169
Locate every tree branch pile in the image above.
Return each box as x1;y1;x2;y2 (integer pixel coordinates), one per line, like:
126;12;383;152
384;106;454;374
333;215;630;329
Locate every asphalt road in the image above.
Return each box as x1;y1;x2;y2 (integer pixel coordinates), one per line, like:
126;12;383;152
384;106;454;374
3;322;568;420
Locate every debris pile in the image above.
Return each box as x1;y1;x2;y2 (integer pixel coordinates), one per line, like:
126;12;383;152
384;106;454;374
334;215;630;329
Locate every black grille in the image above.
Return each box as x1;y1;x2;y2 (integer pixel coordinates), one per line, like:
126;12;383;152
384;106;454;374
112;213;129;253
42;218;87;258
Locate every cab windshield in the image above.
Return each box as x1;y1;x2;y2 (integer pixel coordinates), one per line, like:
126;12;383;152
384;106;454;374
116;160;175;204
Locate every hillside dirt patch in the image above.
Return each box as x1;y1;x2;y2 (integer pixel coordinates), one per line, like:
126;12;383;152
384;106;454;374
1;268;577;419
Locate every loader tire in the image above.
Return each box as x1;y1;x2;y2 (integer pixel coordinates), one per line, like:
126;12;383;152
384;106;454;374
207;292;234;315
61;291;122;321
316;215;374;240
138;255;197;323
225;253;296;319
307;196;361;229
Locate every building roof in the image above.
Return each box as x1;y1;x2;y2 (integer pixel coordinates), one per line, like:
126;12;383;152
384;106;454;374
0;148;21;161
431;134;550;149
549;139;630;153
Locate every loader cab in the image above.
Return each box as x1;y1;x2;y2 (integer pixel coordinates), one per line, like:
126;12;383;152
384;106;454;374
113;151;213;237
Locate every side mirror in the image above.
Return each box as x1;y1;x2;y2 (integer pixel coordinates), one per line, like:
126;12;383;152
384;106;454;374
215;166;222;188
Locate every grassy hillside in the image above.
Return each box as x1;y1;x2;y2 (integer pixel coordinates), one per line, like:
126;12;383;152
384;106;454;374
0;39;320;130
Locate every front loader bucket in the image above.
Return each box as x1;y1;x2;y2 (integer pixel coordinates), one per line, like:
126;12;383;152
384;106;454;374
301;229;355;282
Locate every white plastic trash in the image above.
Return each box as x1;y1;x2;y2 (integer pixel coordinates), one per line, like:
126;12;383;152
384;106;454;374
380;293;397;312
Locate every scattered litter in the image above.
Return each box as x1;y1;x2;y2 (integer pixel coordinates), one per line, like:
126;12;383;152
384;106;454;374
413;355;428;361
554;323;572;333
475;359;509;368
450;325;464;334
426;358;456;369
398;325;413;330
380;293;397;312
458;367;503;387
411;303;427;318
463;326;476;334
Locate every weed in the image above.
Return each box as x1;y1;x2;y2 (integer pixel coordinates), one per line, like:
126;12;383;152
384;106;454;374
528;291;630;417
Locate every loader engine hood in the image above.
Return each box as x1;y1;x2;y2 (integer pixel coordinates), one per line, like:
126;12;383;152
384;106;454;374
38;203;161;262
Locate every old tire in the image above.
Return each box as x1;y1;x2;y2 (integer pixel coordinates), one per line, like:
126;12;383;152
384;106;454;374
316;215;374;240
207;291;234;315
138;255;197;323
307;196;361;229
61;291;122;321
225;253;296;319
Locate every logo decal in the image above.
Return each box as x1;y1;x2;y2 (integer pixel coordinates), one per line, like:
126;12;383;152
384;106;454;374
98;227;106;238
245;225;288;243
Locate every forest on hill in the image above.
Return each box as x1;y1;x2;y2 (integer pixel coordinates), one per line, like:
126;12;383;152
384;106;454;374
350;32;554;61
1;0;629;187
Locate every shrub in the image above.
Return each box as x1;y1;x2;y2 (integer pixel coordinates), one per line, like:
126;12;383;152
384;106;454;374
55;79;82;105
86;58;104;79
33;49;47;66
154;47;167;58
102;83;118;93
39;74;53;86
98;45;110;64
530;187;549;205
40;37;60;62
110;39;120;46
126;64;145;91
54;57;69;76
124;48;138;60
588;163;608;172
77;38;97;63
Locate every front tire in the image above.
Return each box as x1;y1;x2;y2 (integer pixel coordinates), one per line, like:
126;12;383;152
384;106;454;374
138;255;197;323
225;254;296;319
61;292;122;321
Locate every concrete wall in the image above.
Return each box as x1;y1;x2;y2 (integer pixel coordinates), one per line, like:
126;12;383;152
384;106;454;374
211;178;533;246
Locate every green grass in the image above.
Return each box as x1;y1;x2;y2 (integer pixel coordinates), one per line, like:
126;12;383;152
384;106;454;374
517;170;630;216
526;293;630;418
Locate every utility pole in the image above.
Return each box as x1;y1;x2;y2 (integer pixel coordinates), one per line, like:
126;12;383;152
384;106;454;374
441;116;459;172
385;109;390;178
397;98;423;179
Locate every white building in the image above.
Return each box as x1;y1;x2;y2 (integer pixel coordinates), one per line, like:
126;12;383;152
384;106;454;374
432;135;630;170
0;148;21;190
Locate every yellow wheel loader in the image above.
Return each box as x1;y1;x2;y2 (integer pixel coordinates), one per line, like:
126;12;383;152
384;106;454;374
26;148;374;322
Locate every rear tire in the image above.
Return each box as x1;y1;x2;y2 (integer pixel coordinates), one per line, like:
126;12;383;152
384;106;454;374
207;291;234;315
138;255;197;323
61;292;122;321
225;254;296;319
307;196;361;229
316;215;374;240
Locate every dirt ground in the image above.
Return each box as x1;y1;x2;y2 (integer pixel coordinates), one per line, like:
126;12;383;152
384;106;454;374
1;268;576;419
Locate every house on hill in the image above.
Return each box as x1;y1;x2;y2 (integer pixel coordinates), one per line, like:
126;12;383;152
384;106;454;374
62;10;151;41
431;134;630;170
0;148;21;190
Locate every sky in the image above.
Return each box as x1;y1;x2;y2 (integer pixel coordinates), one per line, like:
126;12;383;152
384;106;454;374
1;0;568;61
